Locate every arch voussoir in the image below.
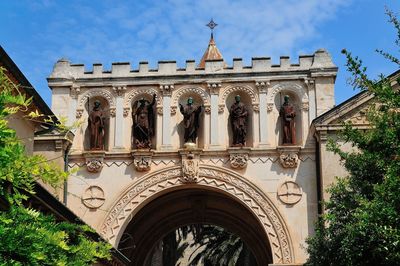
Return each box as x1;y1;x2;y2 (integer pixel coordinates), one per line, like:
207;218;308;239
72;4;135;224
100;165;294;264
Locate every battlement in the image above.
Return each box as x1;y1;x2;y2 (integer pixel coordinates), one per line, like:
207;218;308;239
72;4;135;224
49;49;336;80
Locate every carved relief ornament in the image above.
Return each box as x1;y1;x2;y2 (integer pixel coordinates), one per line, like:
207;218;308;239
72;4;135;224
229;153;248;169
279;153;299;168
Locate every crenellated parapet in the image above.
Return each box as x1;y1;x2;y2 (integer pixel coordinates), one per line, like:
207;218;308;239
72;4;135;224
48;49;336;81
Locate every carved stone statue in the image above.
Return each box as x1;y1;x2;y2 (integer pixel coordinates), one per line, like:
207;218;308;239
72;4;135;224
88;100;106;150
230;95;248;146
179;97;202;143
132;94;156;149
280;95;296;145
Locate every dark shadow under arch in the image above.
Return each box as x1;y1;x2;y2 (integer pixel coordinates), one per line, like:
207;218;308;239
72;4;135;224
118;188;273;265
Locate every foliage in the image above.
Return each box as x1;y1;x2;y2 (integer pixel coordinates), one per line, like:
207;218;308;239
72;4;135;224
174;225;256;266
0;67;111;264
306;8;400;266
0;207;110;266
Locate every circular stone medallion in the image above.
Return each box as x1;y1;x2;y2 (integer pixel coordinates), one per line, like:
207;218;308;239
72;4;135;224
82;186;105;209
277;181;302;205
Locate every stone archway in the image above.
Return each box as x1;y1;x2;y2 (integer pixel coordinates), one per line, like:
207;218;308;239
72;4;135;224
100;165;294;264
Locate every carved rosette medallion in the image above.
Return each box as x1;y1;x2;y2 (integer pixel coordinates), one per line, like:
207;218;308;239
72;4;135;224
84;152;105;173
132;151;153;172
279;153;299;168
230;154;248;169
277;181;302;205
82;185;105;209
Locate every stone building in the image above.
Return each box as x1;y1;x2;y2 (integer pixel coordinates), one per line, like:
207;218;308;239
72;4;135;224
47;35;340;265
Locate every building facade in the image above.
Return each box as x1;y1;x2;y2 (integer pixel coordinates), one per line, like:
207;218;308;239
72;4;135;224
48;37;338;265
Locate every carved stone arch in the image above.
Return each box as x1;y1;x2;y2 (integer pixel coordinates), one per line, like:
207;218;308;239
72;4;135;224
219;85;259;113
171;86;210;106
267;82;308;104
124;88;162;108
77;88;116;110
100;165;294;264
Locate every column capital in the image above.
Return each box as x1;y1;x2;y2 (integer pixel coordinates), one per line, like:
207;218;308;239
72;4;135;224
112;85;127;97
159;84;174;96
304;77;315;90
255;80;270;94
207;81;222;95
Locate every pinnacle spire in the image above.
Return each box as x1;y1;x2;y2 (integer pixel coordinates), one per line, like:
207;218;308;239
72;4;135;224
199;19;224;68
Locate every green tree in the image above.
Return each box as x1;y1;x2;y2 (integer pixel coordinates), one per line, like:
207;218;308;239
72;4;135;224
306;9;400;266
0;67;111;265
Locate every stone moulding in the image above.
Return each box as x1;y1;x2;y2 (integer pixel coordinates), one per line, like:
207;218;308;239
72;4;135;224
100;165;294;264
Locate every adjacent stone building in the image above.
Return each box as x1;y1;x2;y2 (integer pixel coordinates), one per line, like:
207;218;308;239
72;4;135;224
47;35;341;265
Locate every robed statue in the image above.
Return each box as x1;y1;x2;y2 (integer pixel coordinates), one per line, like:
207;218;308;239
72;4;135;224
88;100;106;150
230;95;248;146
179;97;202;143
280;95;296;145
132;94;156;149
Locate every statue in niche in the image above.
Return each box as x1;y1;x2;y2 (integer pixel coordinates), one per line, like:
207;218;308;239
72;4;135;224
230;95;248;146
280;95;296;145
88;100;106;150
132;94;156;149
179;97;203;144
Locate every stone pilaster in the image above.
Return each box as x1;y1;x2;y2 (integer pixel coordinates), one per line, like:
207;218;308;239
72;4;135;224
256;81;270;148
113;86;126;150
160;84;174;150
208;82;222;149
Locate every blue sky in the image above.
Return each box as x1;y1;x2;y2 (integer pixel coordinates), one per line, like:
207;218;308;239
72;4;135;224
1;0;399;106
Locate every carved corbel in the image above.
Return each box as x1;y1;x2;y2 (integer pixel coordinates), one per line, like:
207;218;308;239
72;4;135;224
84;152;105;173
304;78;315;90
132;150;153;172
228;148;250;169
277;147;300;168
